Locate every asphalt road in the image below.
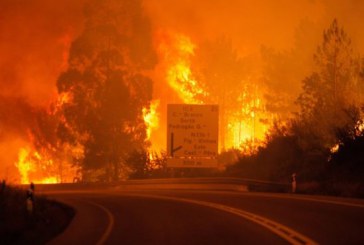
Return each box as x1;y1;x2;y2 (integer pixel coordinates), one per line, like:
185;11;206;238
45;185;364;245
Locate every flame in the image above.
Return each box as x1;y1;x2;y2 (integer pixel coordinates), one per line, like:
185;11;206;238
143;99;160;141
151;31;273;154
37;177;58;184
225;86;271;151
57;92;72;107
16;147;59;184
15;144;81;184
16;148;32;184
14;91;82;184
330;143;339;153
158;32;207;104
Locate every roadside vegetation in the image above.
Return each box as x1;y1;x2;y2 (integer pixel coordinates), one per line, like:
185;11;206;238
0;185;74;245
224;19;364;198
125;19;364;198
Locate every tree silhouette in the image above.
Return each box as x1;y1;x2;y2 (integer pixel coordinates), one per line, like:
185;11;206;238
56;0;156;181
296;19;362;148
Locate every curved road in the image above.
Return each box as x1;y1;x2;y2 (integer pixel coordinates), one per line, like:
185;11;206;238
46;187;364;245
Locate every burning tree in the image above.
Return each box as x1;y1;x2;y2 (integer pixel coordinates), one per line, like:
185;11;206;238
56;0;156;182
6;94;82;184
153;33;272;153
192;37;268;151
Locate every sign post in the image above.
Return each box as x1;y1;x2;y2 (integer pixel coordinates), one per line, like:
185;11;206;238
167;104;219;168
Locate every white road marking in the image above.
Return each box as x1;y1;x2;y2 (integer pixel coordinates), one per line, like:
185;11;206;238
45;188;364;244
166;190;364;209
85;200;115;245
122;193;318;245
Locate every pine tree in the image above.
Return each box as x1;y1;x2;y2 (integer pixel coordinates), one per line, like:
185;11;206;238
296;19;362;148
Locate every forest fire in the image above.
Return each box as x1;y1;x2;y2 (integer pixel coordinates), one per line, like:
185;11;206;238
4;0;362;187
15;142;81;184
11;28;272;184
13;90;81;184
150;31;271;153
16;147;58;184
225;88;271;151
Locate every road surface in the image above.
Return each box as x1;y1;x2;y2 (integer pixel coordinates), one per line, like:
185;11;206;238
44;183;364;245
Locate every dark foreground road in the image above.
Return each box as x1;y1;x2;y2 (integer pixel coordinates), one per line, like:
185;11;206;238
45;185;364;245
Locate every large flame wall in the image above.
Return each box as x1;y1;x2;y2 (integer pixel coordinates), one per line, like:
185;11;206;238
2;0;364;183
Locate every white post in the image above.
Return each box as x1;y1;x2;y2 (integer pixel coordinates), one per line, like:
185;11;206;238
291;173;297;193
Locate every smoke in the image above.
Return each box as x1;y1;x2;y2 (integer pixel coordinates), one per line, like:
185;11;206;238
0;0;84;104
145;0;364;52
144;0;323;53
0;0;84;181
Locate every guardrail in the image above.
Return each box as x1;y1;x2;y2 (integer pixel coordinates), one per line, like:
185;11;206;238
123;177;290;192
29;177;290;193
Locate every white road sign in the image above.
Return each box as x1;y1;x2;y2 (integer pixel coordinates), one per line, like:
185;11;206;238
167;104;218;168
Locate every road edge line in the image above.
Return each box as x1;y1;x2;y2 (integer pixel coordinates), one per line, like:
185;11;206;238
85;200;115;245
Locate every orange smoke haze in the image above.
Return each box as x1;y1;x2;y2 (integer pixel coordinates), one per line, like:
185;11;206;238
0;0;84;182
1;0;364;182
144;0;364;54
0;0;84;104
